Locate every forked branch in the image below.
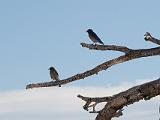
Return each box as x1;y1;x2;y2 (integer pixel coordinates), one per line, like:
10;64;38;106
77;94;112;113
26;32;160;89
78;78;160;120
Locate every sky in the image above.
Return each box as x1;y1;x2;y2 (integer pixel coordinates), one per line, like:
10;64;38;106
0;0;160;120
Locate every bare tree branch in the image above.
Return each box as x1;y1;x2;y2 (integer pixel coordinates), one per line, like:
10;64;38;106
80;43;132;53
77;94;112;112
78;78;160;120
144;32;160;45
26;46;160;89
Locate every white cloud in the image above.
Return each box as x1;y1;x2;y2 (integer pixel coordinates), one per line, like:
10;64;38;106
0;80;159;120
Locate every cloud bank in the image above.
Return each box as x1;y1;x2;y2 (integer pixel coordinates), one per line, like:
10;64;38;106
0;79;159;120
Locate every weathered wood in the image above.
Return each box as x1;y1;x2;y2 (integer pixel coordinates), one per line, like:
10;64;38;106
80;43;132;53
78;78;160;120
26;45;160;89
96;78;160;120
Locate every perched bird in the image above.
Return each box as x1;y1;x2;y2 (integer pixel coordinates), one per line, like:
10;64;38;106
48;67;61;87
86;29;104;45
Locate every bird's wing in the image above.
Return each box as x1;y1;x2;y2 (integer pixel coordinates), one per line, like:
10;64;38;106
53;69;60;81
50;70;54;79
50;70;59;79
92;32;104;44
97;38;104;45
53;68;59;76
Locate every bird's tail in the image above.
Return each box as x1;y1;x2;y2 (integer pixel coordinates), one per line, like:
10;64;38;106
100;40;104;45
97;39;104;45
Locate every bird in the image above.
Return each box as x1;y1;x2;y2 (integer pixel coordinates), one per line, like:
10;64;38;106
86;29;104;45
48;66;61;87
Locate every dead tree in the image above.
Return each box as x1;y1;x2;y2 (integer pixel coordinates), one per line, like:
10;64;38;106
26;32;160;120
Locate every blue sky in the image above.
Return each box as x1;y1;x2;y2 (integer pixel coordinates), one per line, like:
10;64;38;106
0;0;160;120
0;0;160;91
